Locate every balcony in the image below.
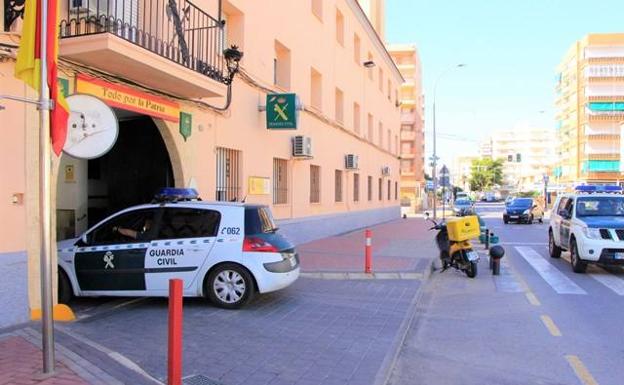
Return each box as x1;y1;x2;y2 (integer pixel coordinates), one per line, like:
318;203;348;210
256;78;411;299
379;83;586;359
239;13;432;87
401;130;416;141
59;0;229;99
400;112;416;123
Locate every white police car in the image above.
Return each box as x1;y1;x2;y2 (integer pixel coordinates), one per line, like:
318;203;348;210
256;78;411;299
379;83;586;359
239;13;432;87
56;189;299;308
549;185;624;273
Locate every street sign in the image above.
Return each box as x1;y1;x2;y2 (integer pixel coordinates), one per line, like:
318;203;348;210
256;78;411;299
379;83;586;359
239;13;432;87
440;165;450;176
266;93;298;129
439;176;450;187
179;112;192;141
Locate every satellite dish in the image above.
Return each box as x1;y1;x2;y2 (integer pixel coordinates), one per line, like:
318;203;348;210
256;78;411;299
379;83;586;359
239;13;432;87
63;94;118;159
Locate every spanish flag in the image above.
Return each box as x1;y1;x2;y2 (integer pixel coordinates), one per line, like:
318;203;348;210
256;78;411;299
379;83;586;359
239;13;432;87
15;0;69;156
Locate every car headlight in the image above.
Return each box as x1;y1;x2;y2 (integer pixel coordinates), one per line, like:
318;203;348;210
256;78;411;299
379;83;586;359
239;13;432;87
522;209;530;215
582;227;602;240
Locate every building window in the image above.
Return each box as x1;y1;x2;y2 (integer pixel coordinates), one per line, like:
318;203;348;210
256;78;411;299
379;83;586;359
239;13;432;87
353;102;361;134
378;68;383;91
367;53;373;80
335;87;344;123
273;158;288;204
395;135;399;155
378;178;382;200
367;176;372;201
335;9;344;46
395;181;398;200
216;147;241;202
311;0;322;20
387;129;391;151
387;180;391;200
353;33;361;64
311;67;322;111
353;173;360;202
387;79;392;100
274;40;291;89
368;113;374;142
378;122;383;147
335;170;343;202
310;165;321;203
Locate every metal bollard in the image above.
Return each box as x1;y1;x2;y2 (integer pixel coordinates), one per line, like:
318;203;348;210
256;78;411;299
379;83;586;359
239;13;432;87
489;246;505;276
168;279;183;385
365;229;372;274
485;228;490;250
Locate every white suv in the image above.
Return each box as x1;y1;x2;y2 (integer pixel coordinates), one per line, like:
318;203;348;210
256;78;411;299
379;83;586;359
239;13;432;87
56;189;300;308
549;186;624;273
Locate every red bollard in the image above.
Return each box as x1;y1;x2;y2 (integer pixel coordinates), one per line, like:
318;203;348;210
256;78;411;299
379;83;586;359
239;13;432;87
168;279;183;385
365;229;372;274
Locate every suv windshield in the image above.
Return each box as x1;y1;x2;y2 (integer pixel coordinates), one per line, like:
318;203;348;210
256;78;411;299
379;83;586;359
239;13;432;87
245;206;278;234
509;198;533;208
576;196;624;217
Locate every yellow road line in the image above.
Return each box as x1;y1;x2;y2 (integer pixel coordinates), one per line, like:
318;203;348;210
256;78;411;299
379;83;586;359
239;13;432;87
566;355;600;385
526;292;541;306
540;315;562;337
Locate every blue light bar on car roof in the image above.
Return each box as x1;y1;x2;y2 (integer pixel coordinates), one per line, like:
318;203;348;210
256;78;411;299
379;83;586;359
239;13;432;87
574;185;622;193
154;188;200;201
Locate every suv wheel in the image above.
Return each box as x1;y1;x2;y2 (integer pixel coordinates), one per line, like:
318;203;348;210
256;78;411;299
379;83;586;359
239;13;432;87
570;240;587;273
548;230;561;259
206;263;254;309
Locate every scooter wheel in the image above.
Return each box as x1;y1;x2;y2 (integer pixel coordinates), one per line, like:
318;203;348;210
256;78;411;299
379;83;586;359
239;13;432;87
465;261;478;278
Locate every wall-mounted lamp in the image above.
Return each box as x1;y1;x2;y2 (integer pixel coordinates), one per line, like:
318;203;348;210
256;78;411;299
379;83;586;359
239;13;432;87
363;60;376;68
223;45;244;84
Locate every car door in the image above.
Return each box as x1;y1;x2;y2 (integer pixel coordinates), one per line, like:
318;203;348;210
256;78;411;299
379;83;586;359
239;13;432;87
559;198;574;249
144;207;220;291
74;208;160;293
551;197;565;244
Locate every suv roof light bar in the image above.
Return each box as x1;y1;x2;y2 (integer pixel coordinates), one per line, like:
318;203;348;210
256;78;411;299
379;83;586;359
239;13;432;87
153;188;202;203
574;185;623;194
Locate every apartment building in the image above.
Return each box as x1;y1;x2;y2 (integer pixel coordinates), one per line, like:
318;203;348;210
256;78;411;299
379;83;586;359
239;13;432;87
491;125;556;192
0;0;402;325
387;44;425;209
555;33;624;187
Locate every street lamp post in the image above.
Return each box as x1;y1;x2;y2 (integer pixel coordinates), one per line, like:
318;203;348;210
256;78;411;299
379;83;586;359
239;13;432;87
432;64;466;220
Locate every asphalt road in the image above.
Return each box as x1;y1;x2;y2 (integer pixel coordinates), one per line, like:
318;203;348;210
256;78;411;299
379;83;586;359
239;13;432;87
388;202;624;385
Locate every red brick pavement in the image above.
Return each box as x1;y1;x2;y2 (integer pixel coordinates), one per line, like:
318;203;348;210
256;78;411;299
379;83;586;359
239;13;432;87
298;218;434;272
0;336;88;385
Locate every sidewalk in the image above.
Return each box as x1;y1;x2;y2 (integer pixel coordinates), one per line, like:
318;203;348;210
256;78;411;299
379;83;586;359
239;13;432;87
297;218;435;274
0;325;158;385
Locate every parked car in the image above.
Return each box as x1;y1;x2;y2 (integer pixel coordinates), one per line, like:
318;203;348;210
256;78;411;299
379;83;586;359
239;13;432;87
503;197;544;224
453;198;475;216
549;185;624;273
56;188;299;309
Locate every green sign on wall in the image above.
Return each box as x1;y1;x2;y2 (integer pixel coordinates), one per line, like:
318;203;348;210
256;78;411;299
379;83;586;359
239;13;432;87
179;112;192;141
266;93;297;129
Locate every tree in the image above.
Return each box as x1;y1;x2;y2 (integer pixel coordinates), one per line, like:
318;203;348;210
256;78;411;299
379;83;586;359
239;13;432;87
469;158;504;191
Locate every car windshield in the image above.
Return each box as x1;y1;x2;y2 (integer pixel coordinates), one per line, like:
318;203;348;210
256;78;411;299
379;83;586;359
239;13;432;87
455;199;471;206
576;196;624;217
509;198;532;208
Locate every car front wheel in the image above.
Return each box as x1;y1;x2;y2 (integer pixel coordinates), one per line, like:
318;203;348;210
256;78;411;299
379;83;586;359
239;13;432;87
570;240;587;273
206;263;254;309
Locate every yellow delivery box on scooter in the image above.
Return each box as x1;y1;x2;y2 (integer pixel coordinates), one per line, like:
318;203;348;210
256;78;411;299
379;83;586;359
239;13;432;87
446;215;481;242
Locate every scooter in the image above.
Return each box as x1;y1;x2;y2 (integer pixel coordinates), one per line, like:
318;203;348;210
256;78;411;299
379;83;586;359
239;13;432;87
426;213;480;278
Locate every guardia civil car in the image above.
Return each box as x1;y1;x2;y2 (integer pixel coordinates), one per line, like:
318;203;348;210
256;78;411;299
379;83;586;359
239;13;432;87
549;185;624;273
57;189;299;309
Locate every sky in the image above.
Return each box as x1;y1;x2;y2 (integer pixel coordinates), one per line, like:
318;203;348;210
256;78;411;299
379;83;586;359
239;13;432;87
385;0;624;170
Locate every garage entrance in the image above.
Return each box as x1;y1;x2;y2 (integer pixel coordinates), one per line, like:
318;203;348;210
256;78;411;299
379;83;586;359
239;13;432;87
87;114;174;227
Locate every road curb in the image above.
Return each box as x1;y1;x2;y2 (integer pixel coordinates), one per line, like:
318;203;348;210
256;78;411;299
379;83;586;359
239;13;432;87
299;271;425;280
372;254;437;385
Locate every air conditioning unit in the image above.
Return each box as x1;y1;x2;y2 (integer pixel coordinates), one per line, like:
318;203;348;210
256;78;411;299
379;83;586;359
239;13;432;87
345;154;359;170
70;0;100;14
292;136;313;158
381;166;391;176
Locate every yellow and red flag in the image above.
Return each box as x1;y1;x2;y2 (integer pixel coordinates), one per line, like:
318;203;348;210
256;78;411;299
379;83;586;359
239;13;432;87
15;0;69;155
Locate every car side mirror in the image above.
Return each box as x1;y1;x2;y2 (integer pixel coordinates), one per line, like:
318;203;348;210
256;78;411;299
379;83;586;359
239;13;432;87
75;233;88;246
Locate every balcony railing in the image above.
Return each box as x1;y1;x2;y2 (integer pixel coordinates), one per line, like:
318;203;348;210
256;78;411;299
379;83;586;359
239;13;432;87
60;0;227;84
